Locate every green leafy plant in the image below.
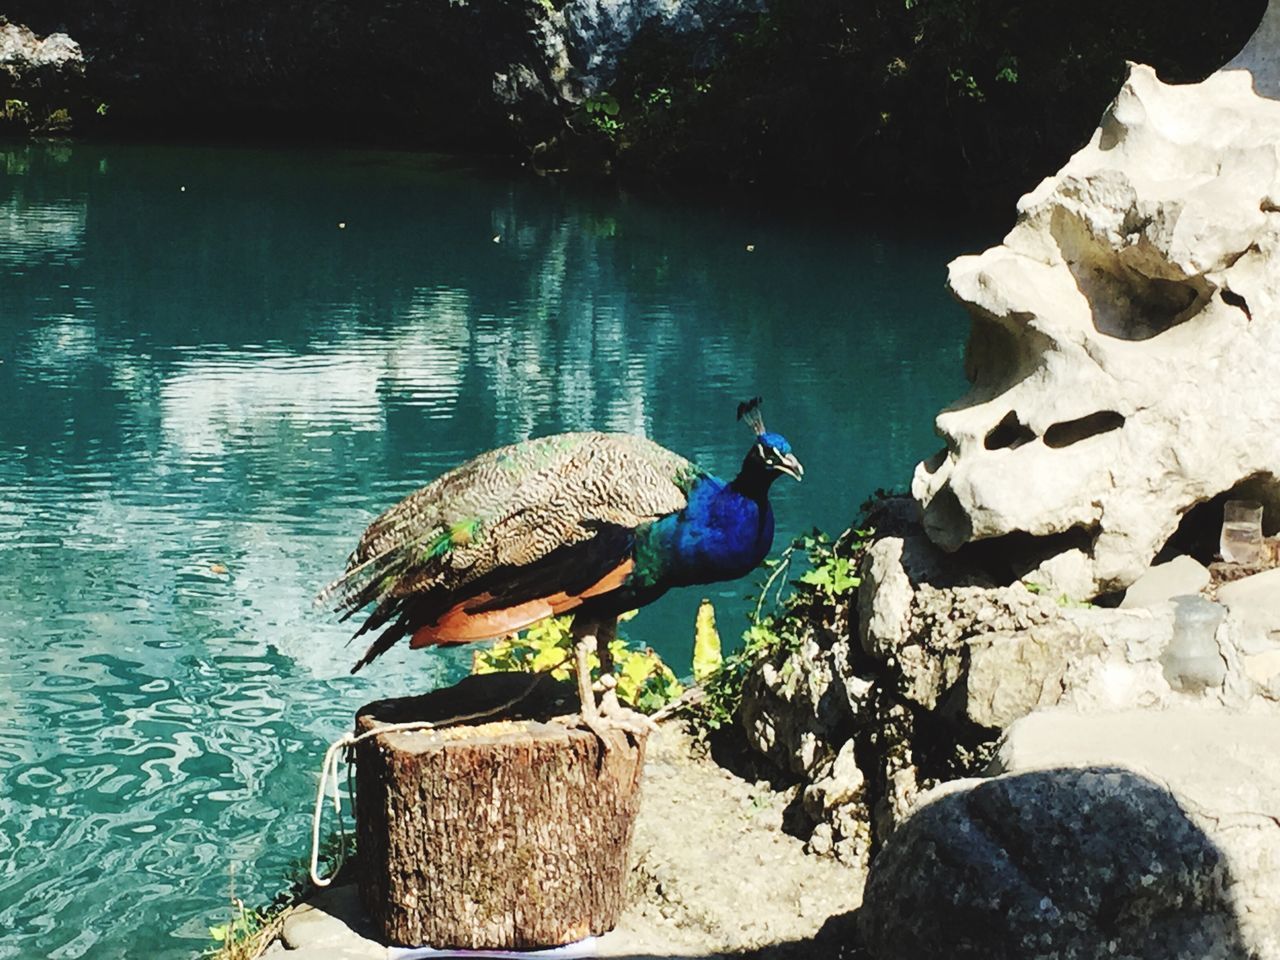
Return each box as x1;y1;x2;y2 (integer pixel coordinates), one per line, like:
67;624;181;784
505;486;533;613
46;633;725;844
1020;579;1091;608
994;54;1019;85
472;613;684;714
1;99;29;124
644;86;673;109
204;833;350;960
686;527;871;732
581;91;624;140
207;904;261;949
205;891;274;960
39;107;73;134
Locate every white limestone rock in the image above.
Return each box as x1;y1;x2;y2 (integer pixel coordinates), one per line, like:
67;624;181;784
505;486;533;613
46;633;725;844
1217;567;1280;649
1121;555;1211;609
739;630;846;779
912;61;1280;596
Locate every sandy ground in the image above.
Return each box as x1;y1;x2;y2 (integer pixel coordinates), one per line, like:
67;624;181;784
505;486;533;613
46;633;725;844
262;723;865;959
604;725;863;958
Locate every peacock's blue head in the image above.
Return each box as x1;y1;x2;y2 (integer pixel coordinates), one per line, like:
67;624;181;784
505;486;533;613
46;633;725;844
752;431;804;481
736;398;803;483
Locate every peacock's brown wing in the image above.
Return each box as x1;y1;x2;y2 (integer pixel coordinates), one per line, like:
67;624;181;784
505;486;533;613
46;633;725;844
316;432;703;669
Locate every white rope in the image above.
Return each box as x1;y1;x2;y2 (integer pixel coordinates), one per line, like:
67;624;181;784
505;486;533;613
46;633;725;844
309;677;546;888
310;719;440;887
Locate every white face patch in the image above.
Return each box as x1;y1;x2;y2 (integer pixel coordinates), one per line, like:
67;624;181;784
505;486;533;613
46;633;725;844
756;442;768;461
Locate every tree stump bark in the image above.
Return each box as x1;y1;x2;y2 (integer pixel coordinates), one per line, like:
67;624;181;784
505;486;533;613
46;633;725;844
353;672;648;949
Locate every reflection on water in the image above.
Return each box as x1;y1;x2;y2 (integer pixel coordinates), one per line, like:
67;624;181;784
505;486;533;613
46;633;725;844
0;142;973;958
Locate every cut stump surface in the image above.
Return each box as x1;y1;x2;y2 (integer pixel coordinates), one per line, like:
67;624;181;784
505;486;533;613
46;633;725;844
353;673;647;949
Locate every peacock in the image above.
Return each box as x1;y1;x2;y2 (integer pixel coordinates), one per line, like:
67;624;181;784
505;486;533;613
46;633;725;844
318;397;802;739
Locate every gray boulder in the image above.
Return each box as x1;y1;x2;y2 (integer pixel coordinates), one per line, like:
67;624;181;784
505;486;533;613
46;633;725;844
0;20;82;77
860;767;1249;960
991;708;1280;956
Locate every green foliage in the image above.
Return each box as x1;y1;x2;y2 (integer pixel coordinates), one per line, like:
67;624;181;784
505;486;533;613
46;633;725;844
686;527;872;732
796;548;861;596
581;91;624;141
42;108;73;134
472;613;684;714
597;0;1261;203
204;832;350;959
207;907;259;946
0;98;77;136
994;54;1019;85
1021;579;1092;608
204;897;272;960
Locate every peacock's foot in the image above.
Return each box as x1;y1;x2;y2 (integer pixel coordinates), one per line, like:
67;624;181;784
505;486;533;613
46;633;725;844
577;679;656;749
576;703;655;750
598;683;658;736
572;634;656;749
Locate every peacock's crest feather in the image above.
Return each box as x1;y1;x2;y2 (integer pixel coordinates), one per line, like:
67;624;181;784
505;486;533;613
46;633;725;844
736;396;766;435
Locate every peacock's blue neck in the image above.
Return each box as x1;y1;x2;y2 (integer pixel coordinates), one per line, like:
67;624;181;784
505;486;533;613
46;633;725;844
632;470;776;590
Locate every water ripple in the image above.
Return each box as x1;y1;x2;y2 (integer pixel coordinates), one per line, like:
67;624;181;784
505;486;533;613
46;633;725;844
0;141;973;959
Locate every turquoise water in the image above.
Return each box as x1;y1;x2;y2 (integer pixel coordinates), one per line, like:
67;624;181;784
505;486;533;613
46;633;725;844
0;142;973;958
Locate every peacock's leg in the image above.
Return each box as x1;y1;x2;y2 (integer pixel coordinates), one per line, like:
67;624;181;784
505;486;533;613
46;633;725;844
593;618;658;737
573;631;603;725
571;617;655;746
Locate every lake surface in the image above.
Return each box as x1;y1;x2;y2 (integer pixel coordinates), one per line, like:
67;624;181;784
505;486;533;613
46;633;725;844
0;142;976;958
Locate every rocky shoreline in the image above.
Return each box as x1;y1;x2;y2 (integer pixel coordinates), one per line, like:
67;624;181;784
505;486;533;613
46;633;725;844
733;12;1280;955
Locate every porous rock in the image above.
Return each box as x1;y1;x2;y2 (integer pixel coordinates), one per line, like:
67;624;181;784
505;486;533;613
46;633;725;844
912;60;1280;597
860;766;1251;960
739;628;848;780
739;503;1280;866
563;0;762;92
0;20;82;76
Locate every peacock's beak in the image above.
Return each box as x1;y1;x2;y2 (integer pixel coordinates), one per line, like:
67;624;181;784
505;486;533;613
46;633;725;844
777;452;804;482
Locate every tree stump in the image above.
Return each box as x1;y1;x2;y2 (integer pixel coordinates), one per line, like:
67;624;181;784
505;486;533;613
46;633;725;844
353;672;648;949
